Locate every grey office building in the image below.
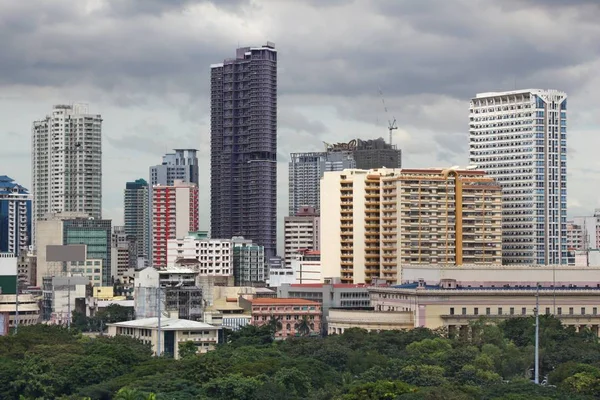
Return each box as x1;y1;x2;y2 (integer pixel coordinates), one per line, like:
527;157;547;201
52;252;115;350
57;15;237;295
353;138;402;170
124;179;149;266
289;150;355;215
210;43;277;260
149;149;199;187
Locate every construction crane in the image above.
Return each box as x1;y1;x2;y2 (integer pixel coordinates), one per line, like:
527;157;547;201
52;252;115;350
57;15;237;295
379;87;398;146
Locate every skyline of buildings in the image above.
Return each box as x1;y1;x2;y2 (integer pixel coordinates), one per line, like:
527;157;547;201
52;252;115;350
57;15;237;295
210;42;278;261
31;104;103;245
469;89;568;265
283;205;320;267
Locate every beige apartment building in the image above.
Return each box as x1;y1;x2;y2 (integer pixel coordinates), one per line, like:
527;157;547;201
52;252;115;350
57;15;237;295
321;168;502;285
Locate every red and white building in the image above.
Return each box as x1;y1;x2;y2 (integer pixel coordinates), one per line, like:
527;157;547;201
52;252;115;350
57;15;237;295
152;180;199;267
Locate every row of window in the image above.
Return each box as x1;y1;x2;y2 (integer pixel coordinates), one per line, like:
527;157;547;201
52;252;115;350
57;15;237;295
450;306;598;316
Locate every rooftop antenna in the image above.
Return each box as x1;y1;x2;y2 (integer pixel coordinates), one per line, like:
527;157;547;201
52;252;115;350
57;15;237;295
378;87;397;146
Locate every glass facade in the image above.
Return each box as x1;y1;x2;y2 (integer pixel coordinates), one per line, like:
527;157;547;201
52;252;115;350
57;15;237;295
63;219;112;285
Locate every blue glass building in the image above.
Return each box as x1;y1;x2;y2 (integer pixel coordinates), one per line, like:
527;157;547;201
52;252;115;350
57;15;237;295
0;176;32;255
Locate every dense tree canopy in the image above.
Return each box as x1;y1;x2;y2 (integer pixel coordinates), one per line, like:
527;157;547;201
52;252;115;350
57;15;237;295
1;316;599;399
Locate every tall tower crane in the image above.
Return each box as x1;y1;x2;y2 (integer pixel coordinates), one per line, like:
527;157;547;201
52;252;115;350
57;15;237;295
379;87;398;146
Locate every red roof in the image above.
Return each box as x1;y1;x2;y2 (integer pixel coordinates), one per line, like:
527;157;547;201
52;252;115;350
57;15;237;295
250;298;321;306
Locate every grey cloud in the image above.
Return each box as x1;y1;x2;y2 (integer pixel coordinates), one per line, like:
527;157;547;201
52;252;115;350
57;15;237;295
279;109;328;135
104;0;250;16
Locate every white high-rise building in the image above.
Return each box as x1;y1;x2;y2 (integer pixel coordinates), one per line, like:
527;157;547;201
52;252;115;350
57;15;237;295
166;232;232;276
469;89;567;265
32;104;102;246
284;206;320;267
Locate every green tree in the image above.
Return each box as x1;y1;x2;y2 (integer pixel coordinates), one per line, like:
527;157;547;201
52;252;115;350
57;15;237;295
178;341;198;359
337;380;415;400
297;315;311;336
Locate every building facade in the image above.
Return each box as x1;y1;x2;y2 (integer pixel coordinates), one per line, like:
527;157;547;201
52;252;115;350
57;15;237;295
111;226;132;280
63;218;112;286
283;206;320;266
0;176;31;256
124;179;149;266
107;318;220;358
32;104;102;245
151;181;199;267
232;237;265;286
321;168;503;285
469;89;568;265
243;297;322;338
352;138;402;170
210;43;278;261
288;150;355;215
167;231;232;276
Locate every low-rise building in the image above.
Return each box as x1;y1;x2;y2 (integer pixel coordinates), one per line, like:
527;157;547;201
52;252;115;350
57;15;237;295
327;309;413;335
241;297;322;339
107;317;221;358
369;279;600;335
0;293;40;328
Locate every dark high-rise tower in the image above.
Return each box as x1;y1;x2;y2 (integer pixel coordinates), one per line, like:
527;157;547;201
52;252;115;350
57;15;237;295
210;42;277;260
124;178;149;266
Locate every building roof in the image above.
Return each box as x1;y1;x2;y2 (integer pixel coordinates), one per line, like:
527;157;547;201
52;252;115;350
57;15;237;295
251;298;321;306
107;317;220;330
288;283;367;289
0;176;29;195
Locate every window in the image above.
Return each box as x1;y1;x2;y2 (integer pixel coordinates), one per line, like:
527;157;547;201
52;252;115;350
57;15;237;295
486;307;491;315
557;307;562;315
569;307;574;315
522;307;526;315
498;307;503;315
510;307;514;315
462;307;467;315
581;307;586;315
474;307;479;316
545;307;550;315
450;307;454;315
594;308;598;316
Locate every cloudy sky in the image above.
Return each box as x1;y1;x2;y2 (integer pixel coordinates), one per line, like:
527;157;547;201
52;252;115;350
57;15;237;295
1;0;599;253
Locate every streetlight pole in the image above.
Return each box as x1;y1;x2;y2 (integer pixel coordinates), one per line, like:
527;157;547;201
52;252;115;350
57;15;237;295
534;282;540;385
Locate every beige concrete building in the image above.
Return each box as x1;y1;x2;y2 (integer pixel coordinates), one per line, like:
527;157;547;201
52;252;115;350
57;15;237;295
321;168;502;285
369;280;600;335
107;317;220;359
35;212;89;286
327;309;413;334
284;206;320;267
0;293;40;328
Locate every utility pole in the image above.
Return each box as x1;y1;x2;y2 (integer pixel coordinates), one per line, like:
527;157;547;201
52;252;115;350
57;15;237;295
156;287;162;357
534;283;540;385
14;276;19;334
67;278;71;330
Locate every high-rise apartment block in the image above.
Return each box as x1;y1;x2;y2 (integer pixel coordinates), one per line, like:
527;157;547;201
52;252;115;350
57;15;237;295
469;89;567;265
284;206;320;267
321;168;502;284
167;231;232;276
111;226;133;279
32;104;102;245
232;237;266;286
0;176;31;255
288;151;355;215
151;181;199;267
149;150;199;187
210;43;277;260
124;179;149;265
